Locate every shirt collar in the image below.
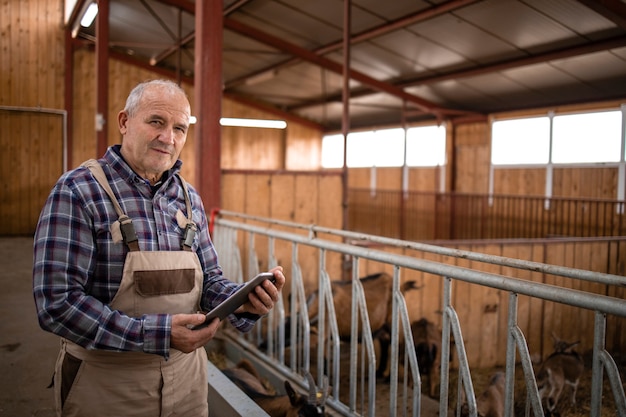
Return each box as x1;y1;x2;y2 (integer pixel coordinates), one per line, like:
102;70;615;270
105;145;182;187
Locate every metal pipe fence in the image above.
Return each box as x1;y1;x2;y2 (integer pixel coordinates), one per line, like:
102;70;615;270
348;189;626;240
209;211;626;417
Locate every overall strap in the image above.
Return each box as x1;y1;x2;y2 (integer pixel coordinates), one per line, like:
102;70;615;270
81;159;140;252
178;176;197;252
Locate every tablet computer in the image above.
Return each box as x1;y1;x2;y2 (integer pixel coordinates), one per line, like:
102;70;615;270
191;272;276;330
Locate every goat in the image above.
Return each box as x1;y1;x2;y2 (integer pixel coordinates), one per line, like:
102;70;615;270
536;333;584;415
460;371;505;417
307;272;419;376
410;317;443;398
376;314;457;398
308;272;419;338
222;359;328;417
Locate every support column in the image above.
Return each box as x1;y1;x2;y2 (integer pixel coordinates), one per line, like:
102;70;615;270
64;27;74;171
341;0;351;230
96;0;109;157
194;0;223;209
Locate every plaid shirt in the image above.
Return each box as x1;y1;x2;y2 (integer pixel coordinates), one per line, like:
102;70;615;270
33;145;256;358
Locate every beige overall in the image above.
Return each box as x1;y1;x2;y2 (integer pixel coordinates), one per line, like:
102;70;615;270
53;160;209;417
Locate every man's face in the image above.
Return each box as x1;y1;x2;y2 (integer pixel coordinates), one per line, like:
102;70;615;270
118;85;190;183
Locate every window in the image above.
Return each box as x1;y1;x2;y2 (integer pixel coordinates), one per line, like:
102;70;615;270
321;134;344;168
491;117;550;165
552;111;621;163
491;109;623;165
321;125;446;168
346;131;377;167
406;125;446;166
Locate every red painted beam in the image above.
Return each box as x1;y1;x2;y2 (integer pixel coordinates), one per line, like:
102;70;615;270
64;27;74;171
223;17;460;117
226;0;481;89
96;0;110;158
194;0;223;209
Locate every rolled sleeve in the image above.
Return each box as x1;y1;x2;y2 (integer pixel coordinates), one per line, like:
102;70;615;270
142;314;172;358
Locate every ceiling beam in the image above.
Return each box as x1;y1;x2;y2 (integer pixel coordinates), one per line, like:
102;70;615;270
223;0;253;16
399;35;626;87
224;93;324;130
225;0;481;89
153;0;194;14
576;0;626;30
223;17;472;118
288;35;626;111
150;0;478;119
89;46;323;129
150;0;252;69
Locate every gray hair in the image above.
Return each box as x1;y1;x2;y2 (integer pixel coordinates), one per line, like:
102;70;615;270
124;79;188;117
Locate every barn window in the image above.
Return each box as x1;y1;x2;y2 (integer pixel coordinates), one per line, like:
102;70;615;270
321;125;446;168
347;131;381;167
406;125;446;167
491;116;551;165
552;110;622;163
489;107;626;207
321;134;345;168
491;109;623;165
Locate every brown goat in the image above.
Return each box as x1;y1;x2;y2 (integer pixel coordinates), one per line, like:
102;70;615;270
460;371;505;417
223;359;328;417
307;272;419;376
376;315;455;394
308;272;418;337
411;317;443;398
536;334;584;415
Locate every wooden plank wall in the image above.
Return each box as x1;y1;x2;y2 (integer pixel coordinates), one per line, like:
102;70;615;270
453;122;491;194
1;0;322;236
1;0;64;235
221;171;344;294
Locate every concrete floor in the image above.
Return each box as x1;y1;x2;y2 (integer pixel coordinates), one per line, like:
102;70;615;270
0;237;57;416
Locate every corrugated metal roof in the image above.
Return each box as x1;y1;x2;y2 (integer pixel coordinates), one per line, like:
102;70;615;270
74;0;626;131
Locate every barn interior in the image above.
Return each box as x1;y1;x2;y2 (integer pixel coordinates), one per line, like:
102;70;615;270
1;1;626;416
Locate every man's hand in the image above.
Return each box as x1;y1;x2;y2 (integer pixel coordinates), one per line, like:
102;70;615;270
237;266;286;316
170;313;221;353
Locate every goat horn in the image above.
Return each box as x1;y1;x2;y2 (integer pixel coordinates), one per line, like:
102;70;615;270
305;372;317;403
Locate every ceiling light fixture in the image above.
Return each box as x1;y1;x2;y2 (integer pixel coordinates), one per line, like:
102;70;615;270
80;2;98;27
220;117;287;129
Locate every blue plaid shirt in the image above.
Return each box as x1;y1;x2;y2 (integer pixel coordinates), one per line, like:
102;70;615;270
33;145;256;358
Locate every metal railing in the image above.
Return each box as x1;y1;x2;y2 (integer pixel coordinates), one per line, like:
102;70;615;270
209;210;626;417
348;189;626;241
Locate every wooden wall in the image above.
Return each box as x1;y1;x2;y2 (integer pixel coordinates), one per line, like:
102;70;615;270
221;170;344;295
0;0;65;235
453;122;491;194
1;0;322;236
